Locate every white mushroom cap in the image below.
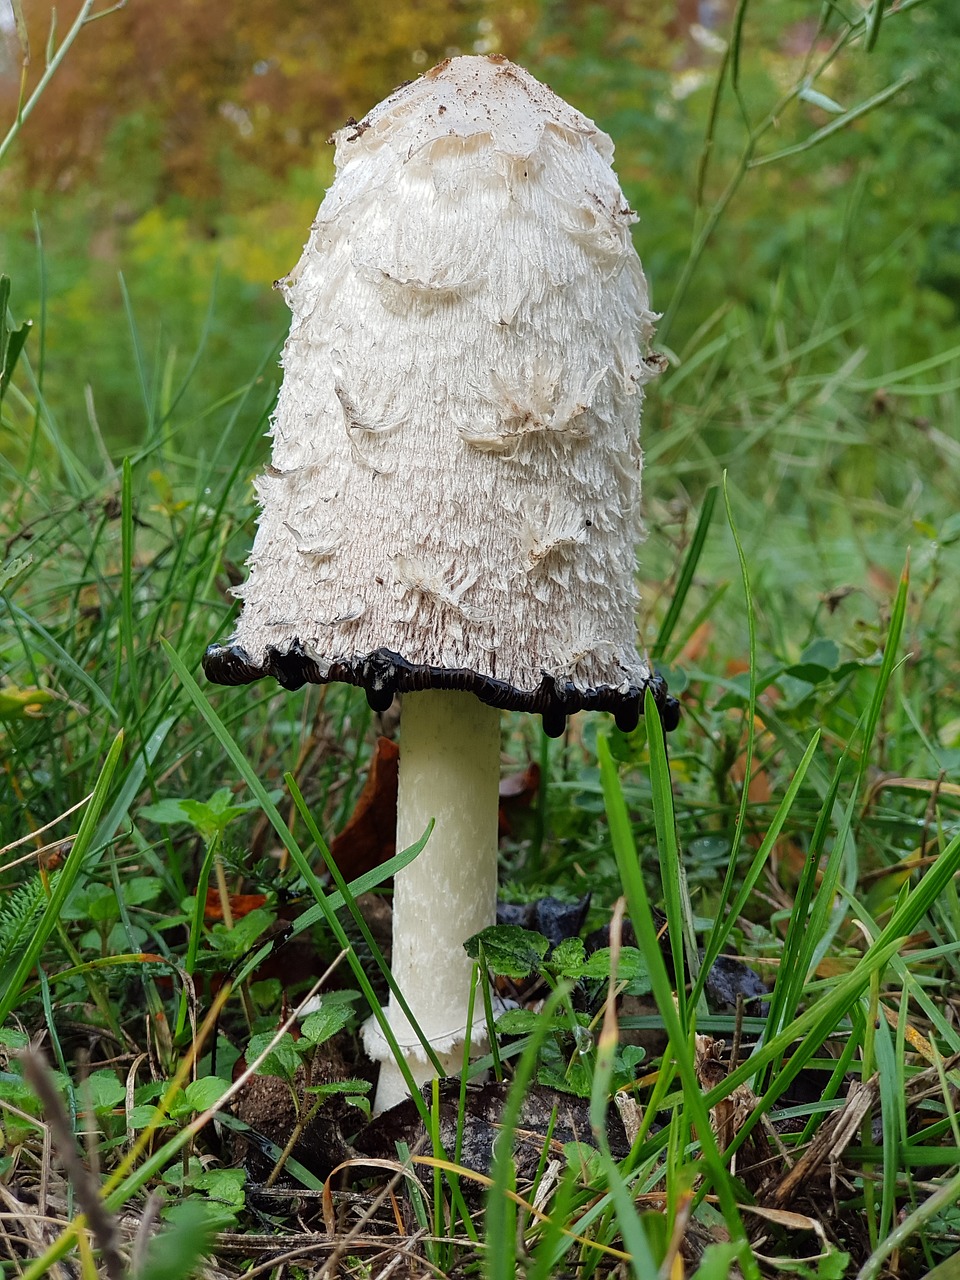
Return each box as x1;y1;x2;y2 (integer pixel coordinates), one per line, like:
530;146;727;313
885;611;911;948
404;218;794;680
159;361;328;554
205;55;677;736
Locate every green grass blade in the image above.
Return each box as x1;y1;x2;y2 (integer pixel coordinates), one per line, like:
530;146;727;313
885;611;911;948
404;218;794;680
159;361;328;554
864;0;884;51
854;556;909;799
587;946;659;1277
161;637;452;1114
598;719;757;1278
8;601;119;716
872;997;899;1242
118;272;154;431
694;729;822;1009
645;668;695;1020
721;474;758;872
116;455;142;721
750;73;916;168
0;0;99;166
285;772;447;1079
653;483;718;663
90;714;177;853
710;828;960;1123
486;984;569;1280
162;636;360;904
753;743;842;1052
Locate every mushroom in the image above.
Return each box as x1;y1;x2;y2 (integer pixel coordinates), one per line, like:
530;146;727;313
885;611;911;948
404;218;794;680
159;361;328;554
204;54;678;1112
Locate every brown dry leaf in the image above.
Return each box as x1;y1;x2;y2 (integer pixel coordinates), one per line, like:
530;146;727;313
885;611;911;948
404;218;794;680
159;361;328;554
500;762;541;801
737;763;772;806
724;706;803;875
864;773;960;809
203;889;268;923
880;1003;940;1065
774;837;815;882
328;736;400;880
813;955;857;979
728;711;777;804
741;1203;826;1233
740;1207;836;1280
328;738;541;867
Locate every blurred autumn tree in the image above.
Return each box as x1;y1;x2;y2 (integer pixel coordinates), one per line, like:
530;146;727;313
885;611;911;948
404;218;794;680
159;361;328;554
1;0;956;453
2;0;712;218
0;0;701;445
3;0;527;215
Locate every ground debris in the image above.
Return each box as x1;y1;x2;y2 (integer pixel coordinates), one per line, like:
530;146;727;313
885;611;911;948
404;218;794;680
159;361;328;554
496;892;591;947
694;1029;875;1214
764;1074;878;1212
695;1034;787;1201
355;1077;629;1186
229;1030;358;1183
0;1176;236;1280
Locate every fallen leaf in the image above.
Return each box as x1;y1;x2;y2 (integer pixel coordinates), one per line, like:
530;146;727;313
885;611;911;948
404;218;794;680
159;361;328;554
864;774;960;809
728;712;776;804
742;1204;824;1231
329;740;542;866
499;762;541;800
328;736;399;881
0;684;54;719
867;561;898;597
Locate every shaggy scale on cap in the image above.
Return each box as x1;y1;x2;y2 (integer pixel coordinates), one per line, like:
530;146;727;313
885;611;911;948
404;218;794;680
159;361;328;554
204;54;678;737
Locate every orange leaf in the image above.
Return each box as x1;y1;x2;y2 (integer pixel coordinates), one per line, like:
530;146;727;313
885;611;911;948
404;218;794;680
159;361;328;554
204;889;268;922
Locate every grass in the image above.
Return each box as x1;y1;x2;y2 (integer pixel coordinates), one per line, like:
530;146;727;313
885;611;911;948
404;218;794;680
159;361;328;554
4;294;959;1280
3;1;960;1277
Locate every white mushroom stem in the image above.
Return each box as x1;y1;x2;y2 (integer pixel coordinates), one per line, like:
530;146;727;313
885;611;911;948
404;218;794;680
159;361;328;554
362;689;500;1113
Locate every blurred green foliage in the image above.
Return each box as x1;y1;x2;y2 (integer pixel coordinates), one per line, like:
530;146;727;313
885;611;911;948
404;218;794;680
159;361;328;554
2;0;958;460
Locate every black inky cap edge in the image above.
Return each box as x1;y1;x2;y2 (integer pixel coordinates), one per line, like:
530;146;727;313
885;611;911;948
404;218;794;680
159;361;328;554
202;639;681;738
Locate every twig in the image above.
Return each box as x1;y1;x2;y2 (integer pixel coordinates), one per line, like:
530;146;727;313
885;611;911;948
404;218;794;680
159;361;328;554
321;1137;432;1279
129;1190;163;1280
20;1046;126;1280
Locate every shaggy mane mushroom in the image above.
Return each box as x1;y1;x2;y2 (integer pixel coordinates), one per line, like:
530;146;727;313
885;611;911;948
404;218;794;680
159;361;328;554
204;54;677;1112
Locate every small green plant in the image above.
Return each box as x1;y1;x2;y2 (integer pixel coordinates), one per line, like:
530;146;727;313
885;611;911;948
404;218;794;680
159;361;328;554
140;784;281;1034
242;991;371;1182
466;924;650;1097
160;1160;246;1232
